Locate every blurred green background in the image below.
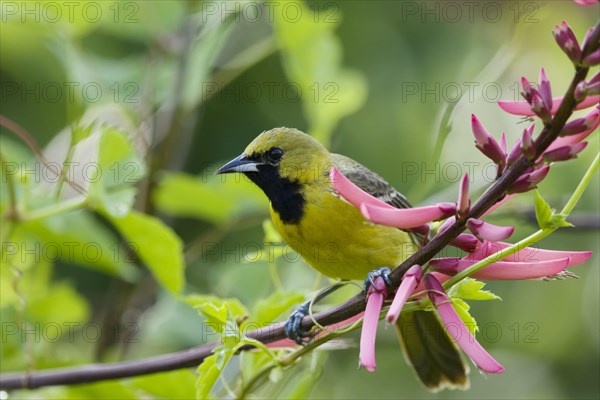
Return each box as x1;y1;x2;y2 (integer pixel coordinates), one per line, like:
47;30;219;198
1;1;598;399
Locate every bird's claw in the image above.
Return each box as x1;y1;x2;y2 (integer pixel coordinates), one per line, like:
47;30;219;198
284;300;313;345
364;267;393;292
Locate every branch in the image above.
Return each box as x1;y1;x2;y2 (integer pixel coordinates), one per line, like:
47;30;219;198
1;20;598;392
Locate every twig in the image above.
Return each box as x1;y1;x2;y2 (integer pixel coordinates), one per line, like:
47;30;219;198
1;19;598;392
0;115;86;195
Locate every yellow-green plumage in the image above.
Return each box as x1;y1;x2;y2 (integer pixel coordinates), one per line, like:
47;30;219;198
217;127;468;391
241;127;418;280
269;154;417;280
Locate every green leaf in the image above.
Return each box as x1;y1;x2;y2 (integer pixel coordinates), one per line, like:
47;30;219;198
451;298;478;336
129;369;197;400
71;122;94;146
153;172;265;224
186;295;248;333
549;213;574;228
449;278;501;301
106;210;184;295
196;346;233;400
18;211;140;281
534;190;554;229
88;128;145;218
2;260;90;325
273;0;367;145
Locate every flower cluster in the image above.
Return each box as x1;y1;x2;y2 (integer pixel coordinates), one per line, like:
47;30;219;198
329;15;597;380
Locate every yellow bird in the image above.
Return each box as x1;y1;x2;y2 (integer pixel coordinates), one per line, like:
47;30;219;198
216;127;468;391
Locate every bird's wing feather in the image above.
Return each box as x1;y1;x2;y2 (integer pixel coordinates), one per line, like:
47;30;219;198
332;153;413;209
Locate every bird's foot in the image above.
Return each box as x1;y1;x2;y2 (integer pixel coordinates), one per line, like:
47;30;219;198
364;267;393;293
284;301;313;345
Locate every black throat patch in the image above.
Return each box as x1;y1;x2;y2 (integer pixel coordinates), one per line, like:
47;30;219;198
244;164;305;224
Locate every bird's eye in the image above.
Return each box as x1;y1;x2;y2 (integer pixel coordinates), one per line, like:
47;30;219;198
267;147;283;163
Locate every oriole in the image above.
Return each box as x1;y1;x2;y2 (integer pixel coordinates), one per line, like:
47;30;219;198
216;127;468;391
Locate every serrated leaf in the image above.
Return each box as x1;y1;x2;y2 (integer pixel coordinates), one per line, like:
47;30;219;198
451;298;478;336
88;128;145;218
186;295;248;333
106;210;184;295
534;190;554;229
549;213;574;228
449;278;501;301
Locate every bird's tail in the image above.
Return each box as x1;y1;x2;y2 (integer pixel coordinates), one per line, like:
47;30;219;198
395;310;469;391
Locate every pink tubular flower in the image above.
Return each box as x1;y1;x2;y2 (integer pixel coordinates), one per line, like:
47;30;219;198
424;274;504;373
507;165;550;194
329;167;393;210
466;218;514;242
471;114;506;165
361;203;456;229
359;276;387;372
498;95;600;116
469;241;592;267
430;257;571;280
430;240;592;280
542;142;588;162
386;265;422;324
553;21;582;63
574;0;598;5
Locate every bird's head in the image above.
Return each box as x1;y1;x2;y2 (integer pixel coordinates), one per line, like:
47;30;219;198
215;127;331;189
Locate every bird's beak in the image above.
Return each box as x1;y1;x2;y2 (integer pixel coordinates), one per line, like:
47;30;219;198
215;153;262;175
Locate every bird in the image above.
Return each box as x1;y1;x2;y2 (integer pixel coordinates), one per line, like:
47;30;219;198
216;127;469;391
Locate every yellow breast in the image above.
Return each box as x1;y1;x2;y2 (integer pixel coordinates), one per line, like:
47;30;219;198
270;182;418;280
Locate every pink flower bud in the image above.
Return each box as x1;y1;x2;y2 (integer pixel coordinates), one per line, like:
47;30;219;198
508;165;550;194
561;107;600;136
457;174;470;216
582;49;600;67
542;142;588;162
553;21;582;63
450;234;481;253
467;218;515;242
471;114;506;166
520;124;536;159
538;68;553;111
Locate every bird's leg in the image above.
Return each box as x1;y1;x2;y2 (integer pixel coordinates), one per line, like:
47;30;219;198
284;301;312;345
364;267;393;292
283;282;346;345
